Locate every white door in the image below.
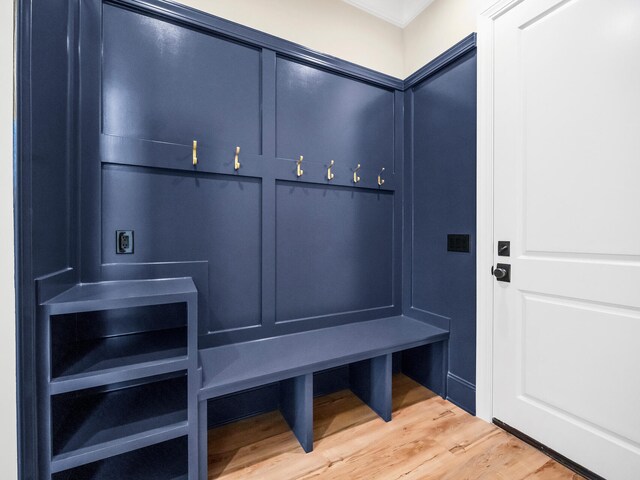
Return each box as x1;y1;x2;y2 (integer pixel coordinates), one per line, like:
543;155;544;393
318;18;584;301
492;0;640;478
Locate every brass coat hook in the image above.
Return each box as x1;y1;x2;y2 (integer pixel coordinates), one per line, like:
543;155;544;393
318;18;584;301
353;163;361;184
192;140;198;166
378;167;385;186
234;146;241;171
297;155;304;177
327;160;335;181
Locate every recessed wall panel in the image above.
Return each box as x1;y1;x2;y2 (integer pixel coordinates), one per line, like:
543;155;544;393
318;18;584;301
275;182;393;322
102;4;261;154
276;57;395;171
102;165;262;333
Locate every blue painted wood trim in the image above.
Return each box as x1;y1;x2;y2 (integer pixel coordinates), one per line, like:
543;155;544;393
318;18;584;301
447;372;476;415
403;33;477;90
107;0;404;90
15;0;37;476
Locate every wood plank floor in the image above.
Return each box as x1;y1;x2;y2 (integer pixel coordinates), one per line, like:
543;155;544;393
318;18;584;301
207;374;583;479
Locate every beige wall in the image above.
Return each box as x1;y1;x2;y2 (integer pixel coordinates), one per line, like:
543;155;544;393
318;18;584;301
180;0;477;80
403;0;477;77
0;0;17;477
180;0;404;78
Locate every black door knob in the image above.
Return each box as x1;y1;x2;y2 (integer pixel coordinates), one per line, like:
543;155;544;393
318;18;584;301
493;263;511;282
493;268;507;279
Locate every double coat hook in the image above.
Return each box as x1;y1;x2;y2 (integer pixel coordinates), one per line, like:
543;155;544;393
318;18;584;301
378;167;385;186
353;164;361;184
297;156;304;177
327;160;335;181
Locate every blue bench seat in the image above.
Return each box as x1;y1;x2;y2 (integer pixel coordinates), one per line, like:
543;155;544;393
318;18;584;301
197;315;448;472
199;315;448;399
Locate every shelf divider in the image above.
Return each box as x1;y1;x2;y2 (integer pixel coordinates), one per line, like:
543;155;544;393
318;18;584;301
350;353;393;421
279;373;314;453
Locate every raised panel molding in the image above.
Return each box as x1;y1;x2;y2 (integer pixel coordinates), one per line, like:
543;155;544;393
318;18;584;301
101;164;263;335
521;292;640;446
102;3;262;154
276;56;396;173
275;181;394;323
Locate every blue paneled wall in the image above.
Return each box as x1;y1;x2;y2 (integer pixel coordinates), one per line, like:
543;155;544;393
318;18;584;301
276;57;396;172
87;2;404;349
405;49;478;413
102;4;263;156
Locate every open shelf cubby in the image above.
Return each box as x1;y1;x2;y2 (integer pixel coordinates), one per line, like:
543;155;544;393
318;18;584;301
51;372;188;473
50;303;188;390
51;435;189;480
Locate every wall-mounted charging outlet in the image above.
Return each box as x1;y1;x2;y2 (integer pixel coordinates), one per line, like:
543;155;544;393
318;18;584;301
447;234;470;253
116;230;134;254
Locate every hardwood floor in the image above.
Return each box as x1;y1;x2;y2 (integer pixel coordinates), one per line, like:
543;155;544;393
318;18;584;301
208;374;583;479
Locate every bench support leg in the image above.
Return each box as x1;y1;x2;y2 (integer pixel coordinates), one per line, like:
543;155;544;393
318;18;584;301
198;399;208;480
350;354;392;422
280;373;314;453
402;341;448;398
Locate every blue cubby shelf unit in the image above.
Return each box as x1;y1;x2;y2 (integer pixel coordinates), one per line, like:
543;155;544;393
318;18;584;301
16;0;477;478
39;279;199;479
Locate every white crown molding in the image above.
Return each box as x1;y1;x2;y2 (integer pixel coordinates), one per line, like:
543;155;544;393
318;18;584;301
342;0;436;28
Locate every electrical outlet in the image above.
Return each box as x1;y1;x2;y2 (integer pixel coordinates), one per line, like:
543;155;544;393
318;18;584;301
116;230;134;254
447;234;470;253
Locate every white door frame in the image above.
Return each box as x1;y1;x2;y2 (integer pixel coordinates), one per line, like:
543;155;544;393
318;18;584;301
475;0;522;422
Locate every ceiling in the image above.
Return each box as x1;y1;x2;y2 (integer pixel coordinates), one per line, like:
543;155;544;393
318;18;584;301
341;0;436;28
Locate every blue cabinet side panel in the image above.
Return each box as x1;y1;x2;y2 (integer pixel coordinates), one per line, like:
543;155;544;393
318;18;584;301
276;57;395;172
275;182;394;322
101;165;262;334
102;4;262;154
408;51;477;413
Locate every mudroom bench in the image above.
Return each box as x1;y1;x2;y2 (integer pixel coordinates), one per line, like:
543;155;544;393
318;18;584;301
197;315;449;478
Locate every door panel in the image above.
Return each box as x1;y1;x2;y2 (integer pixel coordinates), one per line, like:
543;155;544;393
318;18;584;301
102;4;261;155
519;0;640;256
493;0;640;478
522;293;640;445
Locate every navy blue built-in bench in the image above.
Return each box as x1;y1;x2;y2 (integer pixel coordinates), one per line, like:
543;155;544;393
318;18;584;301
41;279;448;480
197;315;448;477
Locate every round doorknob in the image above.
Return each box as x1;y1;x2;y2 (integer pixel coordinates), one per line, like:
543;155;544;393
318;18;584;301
493;267;508;279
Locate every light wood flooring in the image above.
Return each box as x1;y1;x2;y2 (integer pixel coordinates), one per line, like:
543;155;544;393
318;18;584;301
208;374;583;479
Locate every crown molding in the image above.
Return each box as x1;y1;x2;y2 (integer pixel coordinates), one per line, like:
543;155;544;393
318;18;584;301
342;0;435;28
